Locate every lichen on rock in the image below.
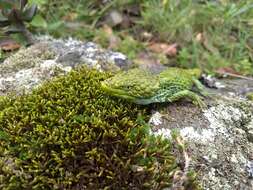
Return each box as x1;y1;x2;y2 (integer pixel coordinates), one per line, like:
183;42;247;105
0;37;132;96
0;43;55;75
151;100;253;190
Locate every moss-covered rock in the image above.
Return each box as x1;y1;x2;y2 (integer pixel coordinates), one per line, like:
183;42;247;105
0;43;55;75
0;39;133;96
0;67;192;189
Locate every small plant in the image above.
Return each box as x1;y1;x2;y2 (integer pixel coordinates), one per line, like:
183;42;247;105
0;0;37;44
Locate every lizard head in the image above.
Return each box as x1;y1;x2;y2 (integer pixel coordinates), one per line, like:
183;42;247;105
101;69;159;101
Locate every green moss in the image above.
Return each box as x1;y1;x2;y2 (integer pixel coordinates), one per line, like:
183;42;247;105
0;67;199;189
246;92;253;101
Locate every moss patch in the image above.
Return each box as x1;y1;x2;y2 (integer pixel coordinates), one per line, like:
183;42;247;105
0;67;197;189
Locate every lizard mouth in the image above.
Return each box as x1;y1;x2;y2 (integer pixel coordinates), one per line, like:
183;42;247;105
100;82;136;101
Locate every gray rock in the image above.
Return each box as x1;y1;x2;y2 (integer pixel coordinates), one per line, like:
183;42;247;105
0;36;132;95
247;161;253;179
45;37;132;71
151;80;253;190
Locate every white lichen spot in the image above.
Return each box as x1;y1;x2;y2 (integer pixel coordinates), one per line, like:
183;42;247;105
109;52;127;61
148;111;163;126
40;60;58;68
153;126;215;144
61;66;72;73
180;127;215;143
230;154;238;163
153;128;171;138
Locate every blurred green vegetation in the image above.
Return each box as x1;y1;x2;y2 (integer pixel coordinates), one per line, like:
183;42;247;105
26;0;253;75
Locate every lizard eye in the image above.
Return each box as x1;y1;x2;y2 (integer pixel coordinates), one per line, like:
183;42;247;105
124;85;131;90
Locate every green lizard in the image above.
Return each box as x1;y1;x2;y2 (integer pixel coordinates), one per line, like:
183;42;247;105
101;67;207;107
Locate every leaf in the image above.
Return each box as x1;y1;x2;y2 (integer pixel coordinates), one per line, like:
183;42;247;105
215;67;239;75
195;33;204;43
62;12;78;21
1;9;12;18
22;4;37;22
30;14;46;28
0;20;10;27
6;9;20;23
0;11;7;20
148;42;178;57
0;0;16;9
0;11;10;26
5;24;24;34
0;38;21;51
20;0;28;10
28;0;47;6
47;21;63;31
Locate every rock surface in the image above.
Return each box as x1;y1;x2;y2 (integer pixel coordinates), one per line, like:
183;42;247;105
0;37;253;189
150;80;253;190
0;37;131;95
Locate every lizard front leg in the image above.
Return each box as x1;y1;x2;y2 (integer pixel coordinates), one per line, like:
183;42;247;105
166;90;206;108
192;78;210;97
